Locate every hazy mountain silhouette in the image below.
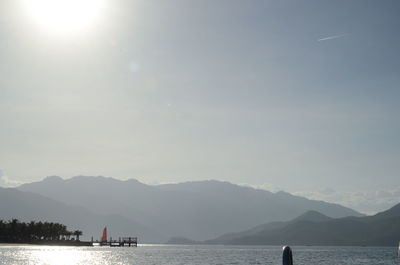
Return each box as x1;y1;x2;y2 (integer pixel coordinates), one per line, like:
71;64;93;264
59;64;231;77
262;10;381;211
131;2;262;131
18;176;361;241
369;203;400;219
203;203;400;246
0;187;165;242
202;210;332;245
291;210;333;223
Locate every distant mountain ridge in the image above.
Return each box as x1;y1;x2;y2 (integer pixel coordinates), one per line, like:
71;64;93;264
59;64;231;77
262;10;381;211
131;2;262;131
0;187;164;242
201;210;333;245
292;210;333;223
18;176;362;242
200;204;400;246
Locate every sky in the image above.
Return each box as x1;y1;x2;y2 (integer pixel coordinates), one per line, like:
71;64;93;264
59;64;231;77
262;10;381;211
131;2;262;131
0;0;399;213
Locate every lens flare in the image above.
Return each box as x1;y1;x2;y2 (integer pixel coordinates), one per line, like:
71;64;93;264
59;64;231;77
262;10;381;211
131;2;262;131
24;0;105;34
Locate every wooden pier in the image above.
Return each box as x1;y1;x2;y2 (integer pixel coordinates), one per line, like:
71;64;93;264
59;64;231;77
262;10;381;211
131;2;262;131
93;227;137;247
93;237;138;247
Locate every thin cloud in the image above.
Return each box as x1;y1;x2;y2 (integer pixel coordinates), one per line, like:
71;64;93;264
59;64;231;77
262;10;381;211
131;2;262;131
0;169;23;187
239;182;282;193
293;187;400;215
318;33;349;42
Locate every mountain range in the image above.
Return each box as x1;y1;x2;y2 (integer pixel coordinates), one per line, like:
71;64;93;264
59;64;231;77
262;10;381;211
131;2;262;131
175;204;400;246
0;175;367;243
0;187;163;242
13;175;362;242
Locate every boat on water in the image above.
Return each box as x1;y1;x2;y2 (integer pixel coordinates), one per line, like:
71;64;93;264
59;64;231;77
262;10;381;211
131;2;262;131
93;227;137;247
100;227;108;246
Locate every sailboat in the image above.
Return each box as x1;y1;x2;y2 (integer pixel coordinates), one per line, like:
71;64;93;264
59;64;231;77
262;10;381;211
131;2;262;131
101;227;107;245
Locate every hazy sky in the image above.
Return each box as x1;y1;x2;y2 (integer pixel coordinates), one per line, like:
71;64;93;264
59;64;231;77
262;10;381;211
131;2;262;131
1;0;399;212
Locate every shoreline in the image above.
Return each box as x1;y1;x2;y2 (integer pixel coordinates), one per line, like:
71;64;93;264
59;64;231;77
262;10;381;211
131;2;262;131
0;241;93;247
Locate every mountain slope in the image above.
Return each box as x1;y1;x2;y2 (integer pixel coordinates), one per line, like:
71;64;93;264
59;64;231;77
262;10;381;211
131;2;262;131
0;187;165;242
207;204;400;246
370;203;400;219
205;210;333;244
291;210;333;223
19;176;362;241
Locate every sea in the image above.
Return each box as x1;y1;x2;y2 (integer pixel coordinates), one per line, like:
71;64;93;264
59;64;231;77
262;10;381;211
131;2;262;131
0;244;399;265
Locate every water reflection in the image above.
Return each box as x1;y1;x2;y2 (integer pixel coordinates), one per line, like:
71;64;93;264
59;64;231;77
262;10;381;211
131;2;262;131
32;247;92;265
0;245;397;265
0;246;108;265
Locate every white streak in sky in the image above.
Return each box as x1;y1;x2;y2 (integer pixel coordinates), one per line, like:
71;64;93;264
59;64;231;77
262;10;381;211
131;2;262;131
0;172;22;187
318;34;349;42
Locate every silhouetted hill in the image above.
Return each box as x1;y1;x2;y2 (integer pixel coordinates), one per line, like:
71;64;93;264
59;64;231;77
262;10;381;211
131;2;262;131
292;210;333;223
205;203;400;246
0;187;165;242
19;176;362;241
371;203;400;219
204;211;332;245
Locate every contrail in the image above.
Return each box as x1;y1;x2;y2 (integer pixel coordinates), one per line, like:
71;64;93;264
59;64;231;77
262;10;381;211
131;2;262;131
318;34;348;42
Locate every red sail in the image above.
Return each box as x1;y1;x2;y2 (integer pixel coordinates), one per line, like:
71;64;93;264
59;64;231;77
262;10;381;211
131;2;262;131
101;227;107;242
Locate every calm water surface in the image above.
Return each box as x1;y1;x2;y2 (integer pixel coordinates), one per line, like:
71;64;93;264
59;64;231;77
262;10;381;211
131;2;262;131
0;244;399;265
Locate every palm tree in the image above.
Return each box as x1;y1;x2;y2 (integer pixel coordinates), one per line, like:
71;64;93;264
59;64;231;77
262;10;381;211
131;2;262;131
66;231;72;240
36;221;44;240
73;230;83;241
10;219;19;241
0;219;83;243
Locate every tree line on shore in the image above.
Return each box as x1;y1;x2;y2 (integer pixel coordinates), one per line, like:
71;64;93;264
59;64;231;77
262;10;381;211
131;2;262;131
0;219;83;243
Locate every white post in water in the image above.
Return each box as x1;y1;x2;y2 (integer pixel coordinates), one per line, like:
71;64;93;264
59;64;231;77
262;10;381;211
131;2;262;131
282;246;293;265
398;241;400;259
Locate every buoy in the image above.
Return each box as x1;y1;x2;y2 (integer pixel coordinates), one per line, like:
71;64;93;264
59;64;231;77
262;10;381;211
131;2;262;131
282;246;293;265
398;241;400;258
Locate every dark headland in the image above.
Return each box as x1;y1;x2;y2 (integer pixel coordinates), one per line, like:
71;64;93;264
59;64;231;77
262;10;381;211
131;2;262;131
0;219;91;246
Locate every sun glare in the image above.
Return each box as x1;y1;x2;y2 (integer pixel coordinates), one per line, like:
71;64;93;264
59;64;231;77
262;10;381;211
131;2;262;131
24;0;105;34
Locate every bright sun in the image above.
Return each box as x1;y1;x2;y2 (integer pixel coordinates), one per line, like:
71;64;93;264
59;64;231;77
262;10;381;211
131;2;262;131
24;0;105;34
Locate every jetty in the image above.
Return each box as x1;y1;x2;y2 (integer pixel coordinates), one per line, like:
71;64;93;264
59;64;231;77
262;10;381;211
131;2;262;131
0;220;137;247
92;227;137;247
94;237;138;247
